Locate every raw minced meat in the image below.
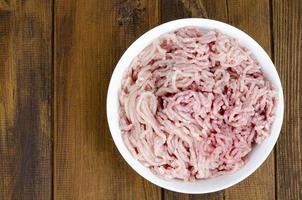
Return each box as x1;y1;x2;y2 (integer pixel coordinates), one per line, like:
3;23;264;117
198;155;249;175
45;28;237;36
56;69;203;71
119;27;277;181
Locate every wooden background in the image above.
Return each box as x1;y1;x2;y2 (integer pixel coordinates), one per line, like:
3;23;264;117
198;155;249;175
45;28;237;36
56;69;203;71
0;0;301;199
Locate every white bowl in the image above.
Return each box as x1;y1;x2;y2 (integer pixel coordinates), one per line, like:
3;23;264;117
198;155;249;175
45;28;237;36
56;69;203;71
106;18;284;194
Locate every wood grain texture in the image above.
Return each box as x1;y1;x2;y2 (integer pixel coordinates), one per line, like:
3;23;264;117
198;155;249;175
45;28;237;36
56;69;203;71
161;0;227;199
54;0;161;199
273;0;302;199
0;0;300;199
0;0;9;11
161;0;228;23
0;0;52;199
224;1;275;199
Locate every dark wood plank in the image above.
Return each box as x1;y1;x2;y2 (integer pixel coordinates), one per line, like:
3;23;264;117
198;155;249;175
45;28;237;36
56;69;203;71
161;0;228;23
54;0;161;199
161;0;227;199
224;0;275;199
273;0;302;199
0;0;53;199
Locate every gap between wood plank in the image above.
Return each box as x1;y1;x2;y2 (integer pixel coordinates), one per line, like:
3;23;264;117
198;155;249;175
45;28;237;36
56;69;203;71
268;1;277;199
51;0;55;199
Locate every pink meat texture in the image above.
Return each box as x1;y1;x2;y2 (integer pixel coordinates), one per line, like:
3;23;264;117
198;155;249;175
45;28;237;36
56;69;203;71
119;27;277;181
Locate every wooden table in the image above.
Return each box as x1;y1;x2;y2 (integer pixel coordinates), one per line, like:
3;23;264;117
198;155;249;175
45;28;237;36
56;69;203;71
0;0;301;199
